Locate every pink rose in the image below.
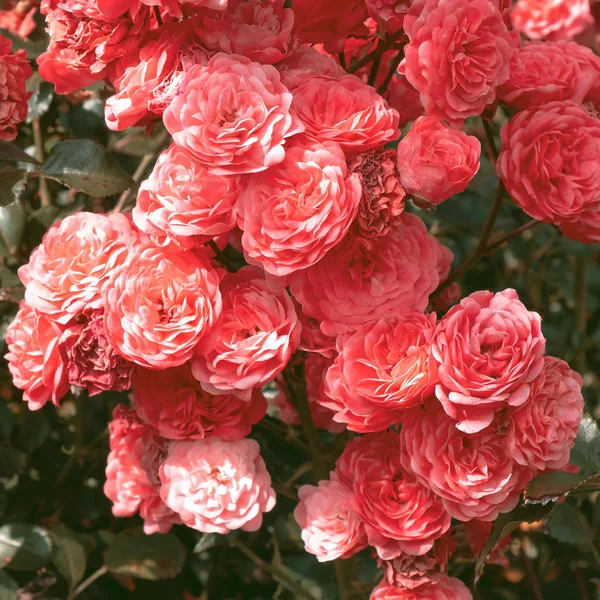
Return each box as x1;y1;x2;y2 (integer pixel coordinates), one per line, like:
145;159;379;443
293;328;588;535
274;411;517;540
336;431;451;559
292;0;369;53
371;575;473;600
0;35;31;141
105;19;208;131
403;0;517;127
348;149;406;239
294;477;367;562
559;208;600;243
5;301;69;410
58;308;134;396
401;400;535;521
511;0;593;41
159;437;276;533
18;212;138;325
274;353;344;433
294;299;336;358
163;53;304;175
290;213;451;336
291;74;399;154
507;356;583;471
387;75;424;129
192;267;300;399
397;117;481;206
38;0;154;94
97;0;227;19
132;362;267;441
277;45;345;91
133;144;241;250
0;0;38;40
237;138;361;276
431;289;545;433
497;101;600;226
104;405;180;534
200;0;295;64
498;41;600;110
323;311;438;433
103;243;222;369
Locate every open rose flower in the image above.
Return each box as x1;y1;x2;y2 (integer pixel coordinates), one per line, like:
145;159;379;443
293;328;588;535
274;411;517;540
159;437;276;533
0;34;32;141
431;289;545;433
237;138;361;276
97;0;228;19
0;0;38;40
291;74;399;154
511;0;593;41
335;431;451;559
401;400;535;521
294;299;336;358
277;45;345;90
103;244;222;369
133;143;241;250
366;0;410;34
290;213;450;336
192;267;300;399
58;308;134;396
559;207;600;243
18;212;138;325
163;53;304;175
371;575;473;600
294;477;367;562
323;311;438;433
403;0;517;127
5;300;69;410
132;362;267;440
200;0;295;64
497;100;600;226
105;405;180;534
498;41;600;110
397;117;480;206
507;356;583;471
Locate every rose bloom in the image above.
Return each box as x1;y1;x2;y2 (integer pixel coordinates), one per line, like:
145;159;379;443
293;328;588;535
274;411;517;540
277;45;345;90
0;35;31;141
370;575;473;600
292;0;369;53
323;311;438;433
559;207;600;243
294;476;367;562
200;0;295;65
159;437;276;533
291;74;399;155
348;149;406;239
0;0;38;39
498;41;600;111
498;101;600;225
163;53;303;175
294;299;336;358
401;400;535;522
366;0;410;34
18;212;138;325
387;75;425;129
507;356;583;471
58;308;134;396
403;0;517;127
37;0;154;94
511;0;593;41
105;19;208;131
132;362;267;441
5;301;69;410
133;144;240;250
335;431;451;559
97;0;228;19
290;213;450;337
431;289;545;434
104;405;181;534
397;117;481;206
103;243;222;369
274;353;344;433
431;282;461;314
192;267;300;399
237;138;361;276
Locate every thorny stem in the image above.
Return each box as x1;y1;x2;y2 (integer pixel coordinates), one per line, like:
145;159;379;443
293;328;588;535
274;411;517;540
367;52;382;87
153;5;163;25
482;118;499;164
483;219;539;255
521;548;544;600
32;119;51;208
346;29;405;73
377;49;404;95
67;565;108;600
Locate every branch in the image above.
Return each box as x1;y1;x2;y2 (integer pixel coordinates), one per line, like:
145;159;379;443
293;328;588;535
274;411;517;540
482;118;499;165
67;565;107;600
377;49;404;95
346;29;405;73
483;219;539;255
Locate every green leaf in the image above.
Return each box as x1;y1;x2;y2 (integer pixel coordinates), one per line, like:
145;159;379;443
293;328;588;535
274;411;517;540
0;444;26;478
50;529;87;590
524;471;590;504
0;171;28;208
193;534;222;554
40;140;133;197
475;502;553;583
570;414;600;474
0;570;18;600
0;143;39;166
104;529;187;580
0;202;25;255
0;523;52;571
27;82;54;124
19;409;50;453
547;502;594;545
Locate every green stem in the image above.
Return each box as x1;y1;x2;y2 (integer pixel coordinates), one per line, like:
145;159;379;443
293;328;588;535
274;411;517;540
67;565;107;600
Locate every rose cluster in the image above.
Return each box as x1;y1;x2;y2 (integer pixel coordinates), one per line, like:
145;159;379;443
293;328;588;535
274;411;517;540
3;0;593;597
